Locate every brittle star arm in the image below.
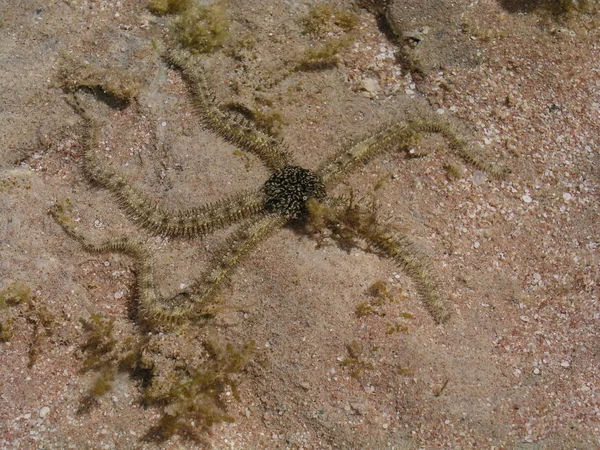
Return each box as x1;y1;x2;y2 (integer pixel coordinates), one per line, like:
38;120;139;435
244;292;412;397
165;48;293;172
49;202;286;327
72;100;267;239
317;122;416;187
355;217;450;324
317;119;508;187
308;197;450;324
144;214;287;325
408;121;509;179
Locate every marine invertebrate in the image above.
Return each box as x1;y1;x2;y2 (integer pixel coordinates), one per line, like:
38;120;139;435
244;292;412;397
53;46;508;327
49;19;509;435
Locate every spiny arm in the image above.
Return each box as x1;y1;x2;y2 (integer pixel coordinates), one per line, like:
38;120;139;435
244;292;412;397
144;214;286;325
318;122;415;187
165;48;293;172
49;201;285;327
318;119;509;187
307;197;451;324
74;100;266;239
408;120;509;179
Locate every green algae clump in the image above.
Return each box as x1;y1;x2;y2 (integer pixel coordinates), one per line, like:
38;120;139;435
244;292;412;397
172;1;230;54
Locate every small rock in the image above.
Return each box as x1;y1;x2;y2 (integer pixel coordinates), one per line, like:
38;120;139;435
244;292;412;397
532;367;541;375
350;401;367;415
522;194;532;203
562;192;572;202
472;170;487;185
114;290;124;300
39;406;50;418
560;361;571;368
360;78;381;97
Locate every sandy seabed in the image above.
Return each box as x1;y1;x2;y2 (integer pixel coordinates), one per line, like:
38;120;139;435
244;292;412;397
1;1;599;449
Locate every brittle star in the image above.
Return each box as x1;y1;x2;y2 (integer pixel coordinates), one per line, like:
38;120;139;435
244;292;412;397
50;47;507;329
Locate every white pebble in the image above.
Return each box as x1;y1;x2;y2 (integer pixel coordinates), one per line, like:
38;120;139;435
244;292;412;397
473;170;487;185
562;192;572;202
39;406;50;418
522;194;532;203
473;241;480;249
114;290;124;300
532;368;540;375
361;77;381;95
560;361;570;368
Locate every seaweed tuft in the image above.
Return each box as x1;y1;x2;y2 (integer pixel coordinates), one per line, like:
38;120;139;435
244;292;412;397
143;338;256;441
341;340;374;378
295;38;352;71
57;54;142;106
301;4;360;37
0;282;32;342
0;281;53;366
148;0;193;15
171;1;230;54
76;313;143;413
